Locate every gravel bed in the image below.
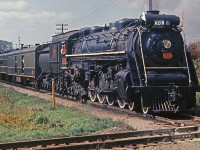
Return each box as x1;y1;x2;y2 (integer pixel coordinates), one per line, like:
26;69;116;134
1;82;200;149
140;139;200;150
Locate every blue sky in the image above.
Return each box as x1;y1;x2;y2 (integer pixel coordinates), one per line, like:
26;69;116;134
0;0;200;48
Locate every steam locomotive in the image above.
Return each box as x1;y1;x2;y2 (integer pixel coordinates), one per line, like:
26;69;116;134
0;10;199;114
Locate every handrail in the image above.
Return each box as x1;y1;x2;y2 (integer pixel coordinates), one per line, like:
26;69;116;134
137;27;148;86
65;50;126;57
182;30;192;85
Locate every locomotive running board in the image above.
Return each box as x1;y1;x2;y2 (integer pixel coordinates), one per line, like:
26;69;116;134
130;85;200;91
146;67;188;70
65;50;126;57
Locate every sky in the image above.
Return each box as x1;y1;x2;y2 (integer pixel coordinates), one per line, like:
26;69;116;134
0;0;200;48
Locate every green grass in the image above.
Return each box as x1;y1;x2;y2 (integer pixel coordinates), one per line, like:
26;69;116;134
0;87;130;142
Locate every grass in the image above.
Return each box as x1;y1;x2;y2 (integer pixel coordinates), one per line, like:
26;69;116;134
0;87;130;142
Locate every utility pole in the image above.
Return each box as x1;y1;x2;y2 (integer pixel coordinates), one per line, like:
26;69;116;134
56;23;68;34
18;37;21;49
180;12;184;27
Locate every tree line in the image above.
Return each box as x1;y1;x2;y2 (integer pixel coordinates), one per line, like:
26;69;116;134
0;40;12;52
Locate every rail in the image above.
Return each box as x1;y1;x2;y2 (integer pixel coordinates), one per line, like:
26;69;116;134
0;126;198;149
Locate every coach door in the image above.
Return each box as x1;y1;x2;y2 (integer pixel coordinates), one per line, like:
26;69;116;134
21;55;24;73
15;56;17;73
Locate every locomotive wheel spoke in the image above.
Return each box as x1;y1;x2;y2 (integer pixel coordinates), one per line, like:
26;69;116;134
88;90;97;102
106;94;115;106
142;107;149;114
97;93;106;104
117;97;127;109
118;100;126;109
128;102;135;111
140;95;149;114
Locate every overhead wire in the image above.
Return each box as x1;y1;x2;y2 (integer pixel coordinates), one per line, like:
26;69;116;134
86;2;127;26
69;1;144;29
62;0;200;40
173;0;200;12
70;1;114;27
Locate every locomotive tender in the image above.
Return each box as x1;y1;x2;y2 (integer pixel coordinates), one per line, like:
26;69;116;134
0;10;199;114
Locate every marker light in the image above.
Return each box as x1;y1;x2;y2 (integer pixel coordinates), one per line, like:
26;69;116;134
163;52;173;60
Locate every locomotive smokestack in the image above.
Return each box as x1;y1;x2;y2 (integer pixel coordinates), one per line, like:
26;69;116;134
147;0;159;15
149;0;152;11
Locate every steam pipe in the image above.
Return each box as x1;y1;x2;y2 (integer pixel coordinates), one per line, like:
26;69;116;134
147;0;160;14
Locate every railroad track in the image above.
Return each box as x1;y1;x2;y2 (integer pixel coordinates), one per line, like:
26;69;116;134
0;126;199;150
88;102;200;127
154;113;200;127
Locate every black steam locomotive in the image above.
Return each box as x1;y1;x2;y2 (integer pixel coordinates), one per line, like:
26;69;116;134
0;10;199;114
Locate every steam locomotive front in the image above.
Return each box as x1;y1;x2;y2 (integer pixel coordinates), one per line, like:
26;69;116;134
129;11;198;113
139;11;184;67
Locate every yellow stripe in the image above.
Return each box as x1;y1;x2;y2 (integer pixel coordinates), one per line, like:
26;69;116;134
65;50;126;57
0;66;7;68
0;72;7;74
24;67;35;69
7;74;35;78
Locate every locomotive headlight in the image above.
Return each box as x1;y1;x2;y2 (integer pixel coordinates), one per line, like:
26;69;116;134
163;40;172;49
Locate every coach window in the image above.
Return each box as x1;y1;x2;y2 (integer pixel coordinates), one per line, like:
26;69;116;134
15;56;17;73
21;55;24;73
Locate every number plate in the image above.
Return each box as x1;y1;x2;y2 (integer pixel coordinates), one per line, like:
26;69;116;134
154;20;171;26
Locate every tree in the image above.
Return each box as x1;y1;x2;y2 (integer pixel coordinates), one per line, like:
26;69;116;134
187;42;200;60
187;42;200;71
0;40;12;52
